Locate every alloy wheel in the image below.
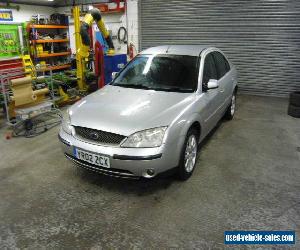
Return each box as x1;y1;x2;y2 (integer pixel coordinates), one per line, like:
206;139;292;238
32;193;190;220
231;94;236;116
184;135;197;173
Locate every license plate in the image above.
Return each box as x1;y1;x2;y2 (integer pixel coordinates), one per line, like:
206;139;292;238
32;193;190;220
74;148;110;168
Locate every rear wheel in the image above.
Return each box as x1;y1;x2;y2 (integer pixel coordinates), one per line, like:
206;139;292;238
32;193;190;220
178;128;198;180
224;92;236;120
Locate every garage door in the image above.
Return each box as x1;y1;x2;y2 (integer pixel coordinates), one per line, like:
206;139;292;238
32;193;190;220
139;0;300;97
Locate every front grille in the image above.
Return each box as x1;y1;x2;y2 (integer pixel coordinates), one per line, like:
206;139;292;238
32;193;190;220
74;126;126;145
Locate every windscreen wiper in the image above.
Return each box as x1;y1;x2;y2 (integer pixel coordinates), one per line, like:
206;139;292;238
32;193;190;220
151;86;194;93
113;83;151;90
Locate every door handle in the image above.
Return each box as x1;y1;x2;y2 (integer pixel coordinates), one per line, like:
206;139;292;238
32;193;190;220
220;88;224;93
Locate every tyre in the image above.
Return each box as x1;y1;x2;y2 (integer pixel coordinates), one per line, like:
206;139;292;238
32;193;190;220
289;91;300;107
224;92;236;120
177;128;198;180
288;104;300;118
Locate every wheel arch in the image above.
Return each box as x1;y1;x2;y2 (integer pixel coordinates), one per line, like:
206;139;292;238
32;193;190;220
234;85;238;94
189;121;201;142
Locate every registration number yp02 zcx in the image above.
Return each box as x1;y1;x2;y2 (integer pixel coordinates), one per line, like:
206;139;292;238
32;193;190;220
74;148;110;168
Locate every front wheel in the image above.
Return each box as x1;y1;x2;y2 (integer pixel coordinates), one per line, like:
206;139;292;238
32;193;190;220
177;128;198;180
224;92;236;120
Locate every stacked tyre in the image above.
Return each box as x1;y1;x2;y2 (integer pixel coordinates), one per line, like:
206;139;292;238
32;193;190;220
288;92;300;118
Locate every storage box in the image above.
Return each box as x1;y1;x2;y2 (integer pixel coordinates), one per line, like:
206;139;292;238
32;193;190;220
104;54;127;84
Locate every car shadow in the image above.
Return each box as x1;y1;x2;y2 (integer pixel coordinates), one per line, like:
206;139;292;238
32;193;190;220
75;118;226;195
76;168;176;196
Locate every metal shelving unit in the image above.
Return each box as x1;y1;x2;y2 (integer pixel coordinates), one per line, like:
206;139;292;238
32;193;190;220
28;24;71;72
35;52;71;58
33;39;69;43
29;24;69;29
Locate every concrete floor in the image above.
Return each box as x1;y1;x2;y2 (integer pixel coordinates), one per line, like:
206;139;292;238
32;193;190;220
0;95;299;249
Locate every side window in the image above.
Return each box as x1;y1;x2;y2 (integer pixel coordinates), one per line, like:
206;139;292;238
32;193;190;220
224;56;230;72
202;53;218;87
213;51;230;79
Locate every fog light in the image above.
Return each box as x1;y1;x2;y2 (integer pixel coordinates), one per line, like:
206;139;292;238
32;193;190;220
146;169;155;176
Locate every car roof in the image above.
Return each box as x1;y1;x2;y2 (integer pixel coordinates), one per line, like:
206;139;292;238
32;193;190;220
139;45;212;56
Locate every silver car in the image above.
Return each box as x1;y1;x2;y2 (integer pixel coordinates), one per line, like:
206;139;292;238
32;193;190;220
59;45;237;180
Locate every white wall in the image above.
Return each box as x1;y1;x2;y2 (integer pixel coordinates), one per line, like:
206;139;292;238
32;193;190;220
0;4;55;23
98;12;128;54
127;0;139;52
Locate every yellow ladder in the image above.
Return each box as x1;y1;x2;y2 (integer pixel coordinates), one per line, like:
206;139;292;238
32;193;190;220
22;55;36;77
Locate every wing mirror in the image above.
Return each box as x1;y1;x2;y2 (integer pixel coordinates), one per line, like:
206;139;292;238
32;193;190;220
111;72;118;80
207;79;219;89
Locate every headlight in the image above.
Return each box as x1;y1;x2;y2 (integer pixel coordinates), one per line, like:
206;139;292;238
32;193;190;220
62;109;72;134
121;127;167;148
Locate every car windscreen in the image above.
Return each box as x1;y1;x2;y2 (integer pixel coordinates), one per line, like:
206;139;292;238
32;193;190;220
111;54;199;92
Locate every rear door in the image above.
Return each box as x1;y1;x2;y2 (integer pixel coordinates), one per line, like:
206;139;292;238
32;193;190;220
212;51;232;113
201;52;223;131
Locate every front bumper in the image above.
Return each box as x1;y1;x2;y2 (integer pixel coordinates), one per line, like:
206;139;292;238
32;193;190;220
58;128;180;178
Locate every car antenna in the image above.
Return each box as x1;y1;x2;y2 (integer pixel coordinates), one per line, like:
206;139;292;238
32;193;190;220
166;45;171;53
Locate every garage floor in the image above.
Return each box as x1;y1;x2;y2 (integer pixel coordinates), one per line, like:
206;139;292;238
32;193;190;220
0;95;299;249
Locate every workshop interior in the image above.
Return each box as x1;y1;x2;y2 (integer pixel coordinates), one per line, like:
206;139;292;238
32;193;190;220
0;0;134;137
0;0;299;249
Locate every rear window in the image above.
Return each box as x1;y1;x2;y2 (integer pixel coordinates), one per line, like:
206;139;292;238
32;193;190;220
202;53;218;85
213;51;230;79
